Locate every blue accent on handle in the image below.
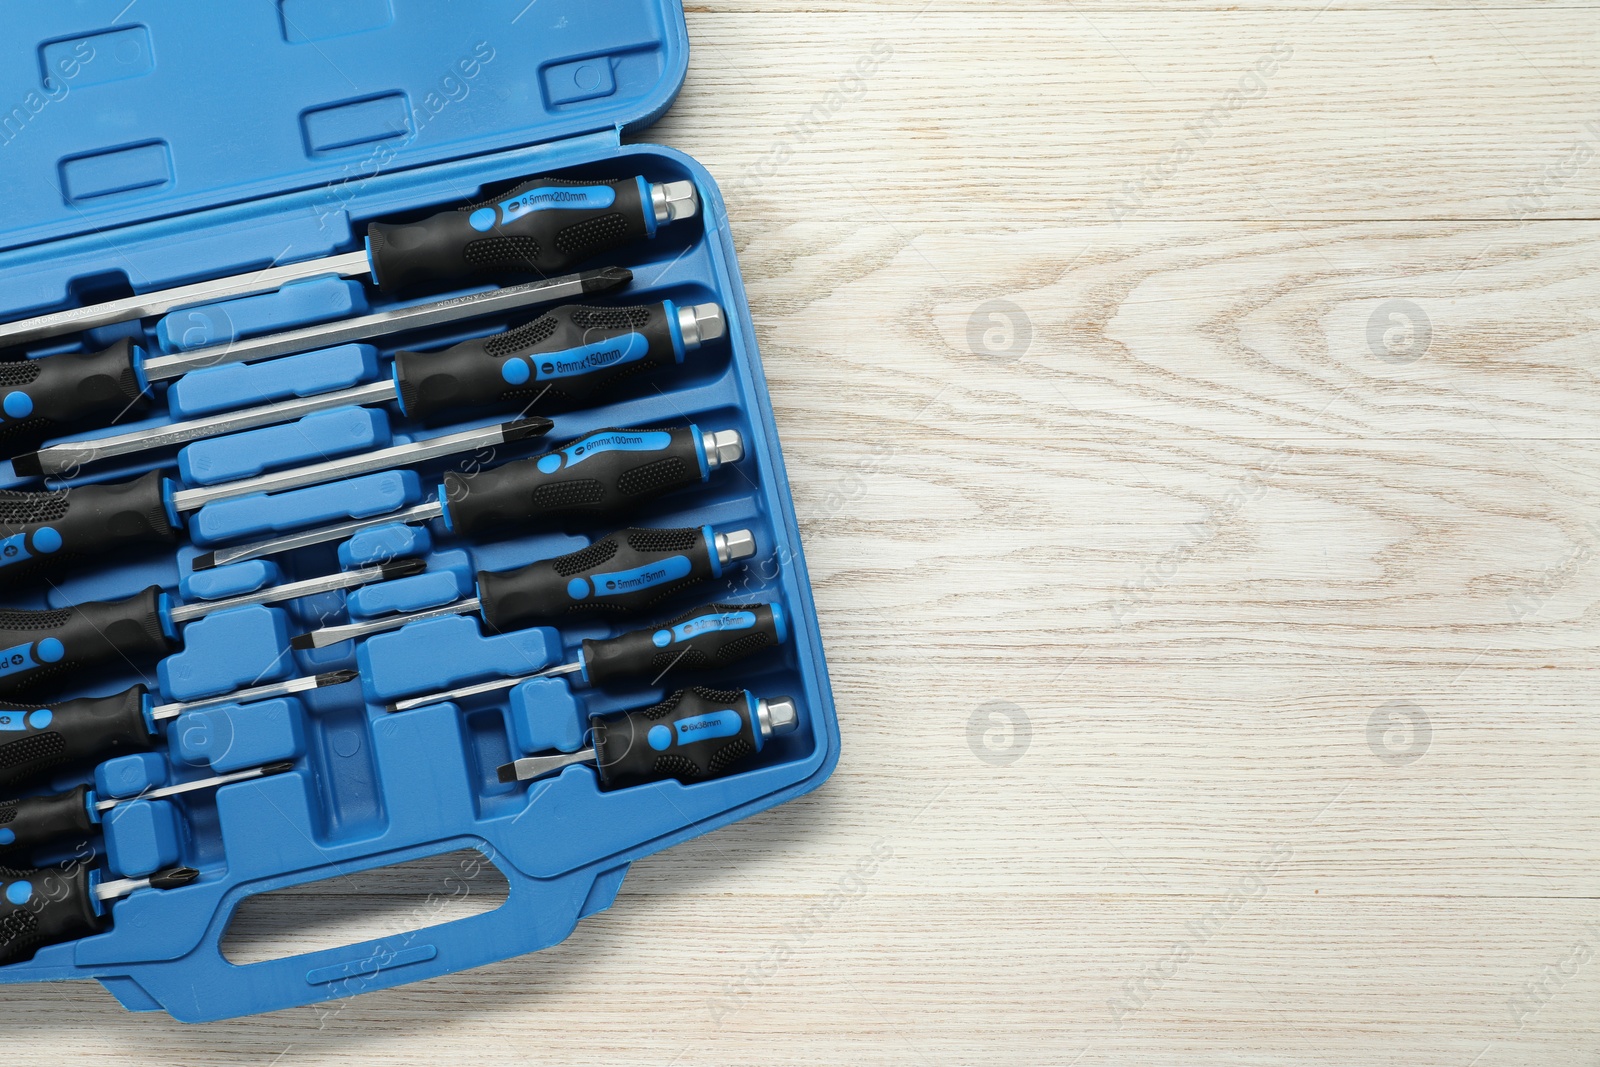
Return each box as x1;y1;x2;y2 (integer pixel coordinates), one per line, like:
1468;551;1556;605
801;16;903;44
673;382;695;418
689;422;707;481
770;602;789;646
0;525;62;571
156;593;178;642
0;709;33;731
37;638;64;663
747;691;764;753
130;344;149;394
507;331;651;387
3;391;33;418
32;527;61;554
495;184;615;225
390;358;410;415
0;829;14;846
647;723;671;750
363;235;377;284
670;609;756;644
637;176;656;237
585;554;692;600
468;207;496;232
160;478;183;535
672;709;741;745
27;709;52;729
552;429;672;471
5;880;32;905
663;298;684;362
703;526;721;578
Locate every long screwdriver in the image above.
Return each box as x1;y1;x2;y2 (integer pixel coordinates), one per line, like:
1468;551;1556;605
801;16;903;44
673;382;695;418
0;175;699;348
0;266;630;461
388;602;788;713
0;862;198;965
296;526;757;650
0;670;357;791
0;558;423;696
0;762;294;856
195;423;744;571
0;417;551;588
20;298;725;477
497;687;799;791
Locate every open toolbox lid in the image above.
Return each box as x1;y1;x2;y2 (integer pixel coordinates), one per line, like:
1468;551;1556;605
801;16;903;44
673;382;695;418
0;0;688;255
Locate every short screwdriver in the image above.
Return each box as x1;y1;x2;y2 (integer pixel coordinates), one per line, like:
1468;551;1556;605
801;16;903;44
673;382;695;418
296;526;758;650
0;669;356;792
0;417;552;588
0;862;198;965
497;687;799;791
0;558;423;696
388;602;788;713
19;298;725;477
196;423;745;571
0;175;699;348
0;761;294;856
0;266;630;461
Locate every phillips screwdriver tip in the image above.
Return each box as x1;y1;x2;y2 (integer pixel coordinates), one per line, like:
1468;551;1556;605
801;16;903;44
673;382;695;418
315;669;360;687
259;761;297;776
149;866;201;891
9;452;42;479
501;416;555;443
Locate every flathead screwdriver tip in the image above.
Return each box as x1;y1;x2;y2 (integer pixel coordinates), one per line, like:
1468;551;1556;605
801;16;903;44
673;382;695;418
191;551;218;571
289;633;318;652
496;762;520;784
583;266;634;292
378;557;428;581
9;452;42;479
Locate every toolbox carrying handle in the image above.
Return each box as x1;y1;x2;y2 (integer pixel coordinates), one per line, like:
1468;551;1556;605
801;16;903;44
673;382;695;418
101;843;621;1022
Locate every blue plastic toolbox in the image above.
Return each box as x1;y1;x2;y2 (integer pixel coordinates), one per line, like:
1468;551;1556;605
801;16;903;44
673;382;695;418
0;0;836;1021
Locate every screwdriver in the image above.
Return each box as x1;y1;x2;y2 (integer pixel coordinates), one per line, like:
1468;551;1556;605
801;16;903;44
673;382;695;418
0;862;198;965
0;266;630;462
0;558;423;696
0;417;552;588
196;423;744;571
0;175;698;349
388;602;787;713
295;525;757;650
20;298;725;477
0;669;356;791
0;761;294;856
497;687;799;791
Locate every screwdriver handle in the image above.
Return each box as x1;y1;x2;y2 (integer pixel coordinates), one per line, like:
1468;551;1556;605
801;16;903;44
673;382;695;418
0;686;152;792
0;471;180;588
0;340;152;460
441;425;709;539
367;177;654;294
0;588;173;698
580;602;787;688
392;301;682;419
477;526;724;632
0;861;102;965
0;785;96;856
592;686;763;790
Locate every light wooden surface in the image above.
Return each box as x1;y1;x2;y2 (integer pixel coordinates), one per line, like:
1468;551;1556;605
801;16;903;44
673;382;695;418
18;3;1600;1063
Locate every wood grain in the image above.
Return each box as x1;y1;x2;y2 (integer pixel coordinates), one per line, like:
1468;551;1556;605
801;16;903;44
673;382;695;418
13;3;1600;1066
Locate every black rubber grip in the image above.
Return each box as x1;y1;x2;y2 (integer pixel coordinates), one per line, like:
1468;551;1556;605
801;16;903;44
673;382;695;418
582;602;784;688
393;301;679;419
0;785;96;856
0;471;179;590
367;177;652;293
0;686;151;792
0;861;101;965
0;587;174;698
477;526;718;632
592;687;760;791
0;340;151;460
441;426;706;539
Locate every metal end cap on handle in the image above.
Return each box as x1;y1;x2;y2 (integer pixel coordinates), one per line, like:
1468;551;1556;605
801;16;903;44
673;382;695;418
702;429;744;470
651;180;700;225
677;302;726;349
715;528;758;566
757;696;801;740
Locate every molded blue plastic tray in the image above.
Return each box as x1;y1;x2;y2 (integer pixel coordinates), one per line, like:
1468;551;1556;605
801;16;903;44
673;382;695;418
0;0;836;1022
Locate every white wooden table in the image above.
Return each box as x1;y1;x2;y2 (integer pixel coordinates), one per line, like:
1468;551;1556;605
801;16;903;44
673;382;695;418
15;3;1600;1063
